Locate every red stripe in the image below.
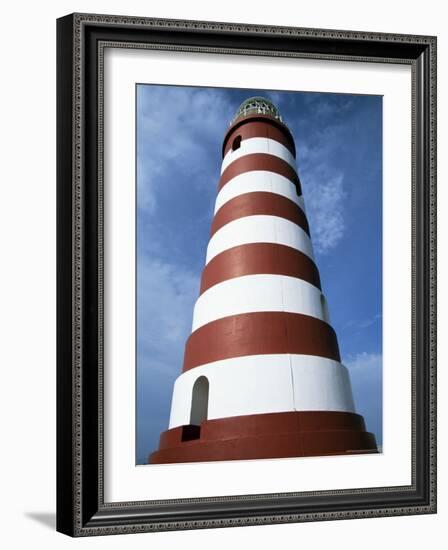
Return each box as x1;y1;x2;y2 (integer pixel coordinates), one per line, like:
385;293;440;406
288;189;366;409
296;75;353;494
219;153;301;194
183;312;340;372
200;243;321;294
149;411;377;464
223;117;296;157
211;192;309;237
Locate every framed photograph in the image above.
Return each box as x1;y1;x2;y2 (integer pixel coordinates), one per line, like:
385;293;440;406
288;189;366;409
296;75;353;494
56;13;437;536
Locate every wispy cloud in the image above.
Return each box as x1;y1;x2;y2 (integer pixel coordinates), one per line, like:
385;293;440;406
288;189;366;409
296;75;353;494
266;91;287;110
137;85;234;214
286;92;371;256
344;313;382;331
289;109;350;256
302;93;355;118
345;351;382;374
136;255;200;461
135;86;383;461
303;171;346;254
137;256;199;378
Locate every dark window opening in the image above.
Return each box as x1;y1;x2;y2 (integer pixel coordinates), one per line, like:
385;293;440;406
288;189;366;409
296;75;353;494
232;135;242;151
181;424;201;442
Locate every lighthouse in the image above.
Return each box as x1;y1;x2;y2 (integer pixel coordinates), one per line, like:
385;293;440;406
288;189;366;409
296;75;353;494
149;96;377;464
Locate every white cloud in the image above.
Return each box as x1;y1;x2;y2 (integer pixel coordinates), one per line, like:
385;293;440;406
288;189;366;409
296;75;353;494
135;85;238;380
303;171;346;254
342;314;382;342
137;256;200;377
288;115;349;256
137;86;235;213
345;351;382;374
302;94;354;119
266;91;286;109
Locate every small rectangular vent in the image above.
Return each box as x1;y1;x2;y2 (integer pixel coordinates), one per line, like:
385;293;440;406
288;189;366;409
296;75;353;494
181;424;201;442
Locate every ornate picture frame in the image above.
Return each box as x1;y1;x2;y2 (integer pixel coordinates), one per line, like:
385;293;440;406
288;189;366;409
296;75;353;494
56;13;436;536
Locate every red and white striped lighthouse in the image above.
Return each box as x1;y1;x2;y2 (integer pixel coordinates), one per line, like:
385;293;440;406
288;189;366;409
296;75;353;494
149;97;377;464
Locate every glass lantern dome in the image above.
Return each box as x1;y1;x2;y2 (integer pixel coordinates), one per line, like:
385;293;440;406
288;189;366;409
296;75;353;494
231;96;283;124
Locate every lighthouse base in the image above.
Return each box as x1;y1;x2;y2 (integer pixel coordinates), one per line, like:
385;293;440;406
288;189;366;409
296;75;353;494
148;411;377;464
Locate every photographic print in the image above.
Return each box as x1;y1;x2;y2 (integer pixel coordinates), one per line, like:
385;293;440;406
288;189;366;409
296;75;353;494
136;86;382;466
57;15;436;534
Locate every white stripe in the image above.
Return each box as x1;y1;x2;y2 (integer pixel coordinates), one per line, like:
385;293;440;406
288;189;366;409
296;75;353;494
221;137;296;174
168;354;355;428
205;215;314;264
214;171;305;215
192;274;325;331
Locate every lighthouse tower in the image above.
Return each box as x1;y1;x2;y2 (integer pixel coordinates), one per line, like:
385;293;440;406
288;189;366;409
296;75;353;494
149;97;377;464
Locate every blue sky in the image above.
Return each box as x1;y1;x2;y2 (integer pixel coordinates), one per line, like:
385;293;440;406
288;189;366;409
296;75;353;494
136;84;382;465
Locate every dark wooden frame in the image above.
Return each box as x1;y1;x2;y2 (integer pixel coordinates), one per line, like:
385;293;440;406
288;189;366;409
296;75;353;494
57;13;437;536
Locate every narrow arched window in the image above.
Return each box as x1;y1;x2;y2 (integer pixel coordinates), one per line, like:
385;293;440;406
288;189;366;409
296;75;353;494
232;135;242;151
190;376;209;425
